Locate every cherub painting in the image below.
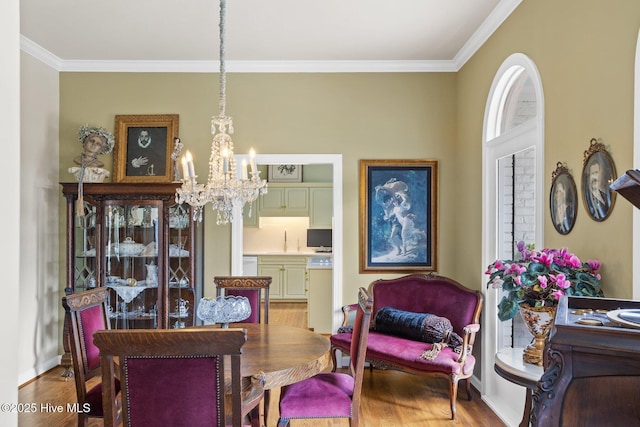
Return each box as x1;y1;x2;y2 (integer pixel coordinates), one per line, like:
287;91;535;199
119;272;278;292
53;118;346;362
372;176;427;263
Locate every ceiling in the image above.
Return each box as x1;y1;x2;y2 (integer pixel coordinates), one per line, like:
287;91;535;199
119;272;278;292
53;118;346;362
20;0;520;72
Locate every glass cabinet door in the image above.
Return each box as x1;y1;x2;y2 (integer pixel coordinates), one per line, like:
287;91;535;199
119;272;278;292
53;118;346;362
73;202;99;291
168;203;195;329
104;202;161;329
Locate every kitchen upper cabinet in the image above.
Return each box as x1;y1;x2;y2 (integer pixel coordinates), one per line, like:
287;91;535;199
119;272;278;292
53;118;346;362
259;185;309;217
309;186;333;229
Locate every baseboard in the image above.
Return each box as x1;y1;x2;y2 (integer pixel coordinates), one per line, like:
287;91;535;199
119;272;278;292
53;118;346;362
470;373;481;393
482;390;523;427
18;355;62;387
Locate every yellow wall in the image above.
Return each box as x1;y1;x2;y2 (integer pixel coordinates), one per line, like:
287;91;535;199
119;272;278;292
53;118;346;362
59;0;640;307
456;0;640;298
59;72;458;301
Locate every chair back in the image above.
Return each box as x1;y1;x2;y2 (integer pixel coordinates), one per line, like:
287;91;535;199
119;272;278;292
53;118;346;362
62;288;111;406
94;328;250;427
214;276;272;323
349;287;373;418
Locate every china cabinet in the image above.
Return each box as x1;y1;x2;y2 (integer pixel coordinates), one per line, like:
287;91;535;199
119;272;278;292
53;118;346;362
61;182;202;330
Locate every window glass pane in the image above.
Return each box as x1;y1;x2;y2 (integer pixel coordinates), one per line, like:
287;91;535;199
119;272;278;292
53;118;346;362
500;73;536;134
497;148;536;349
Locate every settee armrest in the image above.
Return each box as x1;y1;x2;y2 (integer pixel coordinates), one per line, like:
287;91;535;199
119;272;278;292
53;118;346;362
340;303;358;328
456;323;480;364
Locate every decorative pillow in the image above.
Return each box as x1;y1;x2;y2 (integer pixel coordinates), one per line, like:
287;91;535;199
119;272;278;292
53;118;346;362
337;325;353;334
374;306;463;349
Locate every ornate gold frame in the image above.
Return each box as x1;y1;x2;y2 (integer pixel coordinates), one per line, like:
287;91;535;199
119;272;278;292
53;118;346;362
581;138;616;222
359;159;438;273
550;162;578;235
113;114;179;183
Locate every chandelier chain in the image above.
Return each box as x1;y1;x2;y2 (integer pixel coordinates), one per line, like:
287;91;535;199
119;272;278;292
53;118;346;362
219;0;226;117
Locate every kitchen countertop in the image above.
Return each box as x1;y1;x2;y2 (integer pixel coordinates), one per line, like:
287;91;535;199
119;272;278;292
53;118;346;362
243;251;332;257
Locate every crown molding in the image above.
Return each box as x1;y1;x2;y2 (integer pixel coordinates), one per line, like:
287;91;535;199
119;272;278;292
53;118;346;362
20;0;521;73
453;0;523;70
40;56;460;73
19;36;459;72
20;36;62;70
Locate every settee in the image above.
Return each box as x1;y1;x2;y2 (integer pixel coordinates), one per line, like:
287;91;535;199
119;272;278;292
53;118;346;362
330;274;483;420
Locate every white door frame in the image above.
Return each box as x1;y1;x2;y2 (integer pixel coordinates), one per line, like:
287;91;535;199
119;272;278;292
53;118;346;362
231;154;343;332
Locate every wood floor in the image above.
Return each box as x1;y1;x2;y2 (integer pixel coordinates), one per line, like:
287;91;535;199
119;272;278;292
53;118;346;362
18;302;505;427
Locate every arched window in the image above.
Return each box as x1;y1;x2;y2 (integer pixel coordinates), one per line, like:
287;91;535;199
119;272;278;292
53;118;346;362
481;53;544;425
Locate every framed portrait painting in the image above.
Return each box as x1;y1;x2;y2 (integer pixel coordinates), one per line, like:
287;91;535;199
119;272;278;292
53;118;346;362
359;159;438;273
113;114;179;183
581;138;616;222
550;162;577;235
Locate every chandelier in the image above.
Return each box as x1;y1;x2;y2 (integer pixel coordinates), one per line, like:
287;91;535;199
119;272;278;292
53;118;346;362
176;0;267;224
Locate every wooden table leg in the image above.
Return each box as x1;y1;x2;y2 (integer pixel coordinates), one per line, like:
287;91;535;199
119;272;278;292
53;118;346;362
519;388;533;427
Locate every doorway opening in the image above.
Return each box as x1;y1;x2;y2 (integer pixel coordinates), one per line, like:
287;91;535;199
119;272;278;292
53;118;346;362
231;154;343;332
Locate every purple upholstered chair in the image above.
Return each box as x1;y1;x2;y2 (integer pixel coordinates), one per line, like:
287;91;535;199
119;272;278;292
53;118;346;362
94;328;264;427
215;275;272;425
277;287;373;427
62;287;121;427
214;276;272;324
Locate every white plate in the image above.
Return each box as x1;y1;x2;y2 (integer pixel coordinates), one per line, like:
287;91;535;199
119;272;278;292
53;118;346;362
169;312;189;319
606;309;640;329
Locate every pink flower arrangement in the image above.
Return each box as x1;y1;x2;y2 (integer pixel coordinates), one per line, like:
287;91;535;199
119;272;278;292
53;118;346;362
486;242;603;321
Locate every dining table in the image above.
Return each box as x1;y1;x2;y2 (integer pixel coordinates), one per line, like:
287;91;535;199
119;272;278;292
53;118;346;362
199;323;331;390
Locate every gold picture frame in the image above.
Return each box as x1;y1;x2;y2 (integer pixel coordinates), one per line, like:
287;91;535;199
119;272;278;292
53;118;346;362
359;159;438;273
581;138;616;222
113;114;179;183
550;162;578;235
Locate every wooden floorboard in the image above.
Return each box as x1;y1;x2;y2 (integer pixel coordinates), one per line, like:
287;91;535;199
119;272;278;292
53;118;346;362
18;302;505;426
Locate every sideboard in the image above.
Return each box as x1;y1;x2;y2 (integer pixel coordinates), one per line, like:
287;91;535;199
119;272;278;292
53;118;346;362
531;296;640;426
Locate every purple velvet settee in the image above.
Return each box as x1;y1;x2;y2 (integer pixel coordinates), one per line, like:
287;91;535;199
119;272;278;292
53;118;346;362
330;274;482;420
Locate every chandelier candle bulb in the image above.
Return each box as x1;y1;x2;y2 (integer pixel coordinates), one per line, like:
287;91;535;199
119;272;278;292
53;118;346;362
249;148;257;175
222;148;229;174
181;157;189;181
242;159;248;180
185;151;196;178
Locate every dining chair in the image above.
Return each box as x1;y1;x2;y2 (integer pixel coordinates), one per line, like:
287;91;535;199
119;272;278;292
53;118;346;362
214;275;272;426
214;276;272;324
61;287;121;427
93;328;264;427
277;287;373;427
